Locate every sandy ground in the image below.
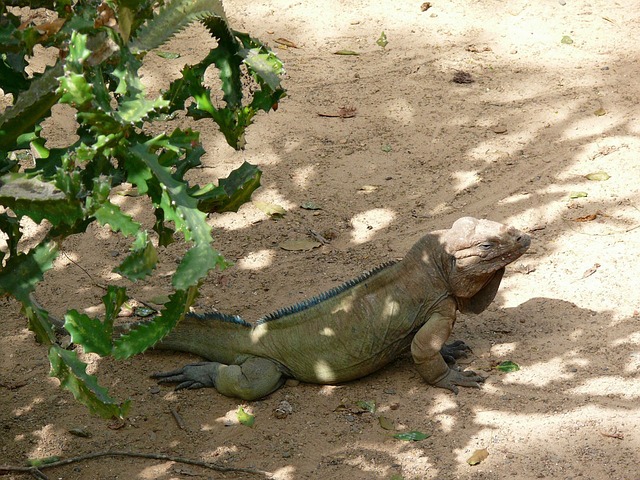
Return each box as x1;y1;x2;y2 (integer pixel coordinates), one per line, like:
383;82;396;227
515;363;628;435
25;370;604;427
2;0;640;479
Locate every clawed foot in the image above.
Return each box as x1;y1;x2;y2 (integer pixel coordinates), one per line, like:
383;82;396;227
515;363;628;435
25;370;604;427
151;362;220;390
434;367;484;394
440;340;472;365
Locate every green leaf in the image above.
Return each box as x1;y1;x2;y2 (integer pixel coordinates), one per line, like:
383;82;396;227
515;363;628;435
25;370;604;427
569;191;588;199
112;287;198;359
334;50;359;55
356;400;376;413
26;456;61;467
237;406;255;427
494;360;520;372
393;431;430;441
300;201;321;210
63;310;113;357
114;231;158;281
561;35;574;44
376;31;388;48
48;345;130;419
155;51;181;59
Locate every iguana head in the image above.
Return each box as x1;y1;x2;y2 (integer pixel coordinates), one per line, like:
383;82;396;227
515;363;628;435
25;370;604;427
442;217;530;313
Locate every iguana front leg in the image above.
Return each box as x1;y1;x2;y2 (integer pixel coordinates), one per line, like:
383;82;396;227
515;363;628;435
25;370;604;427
152;357;285;401
411;312;484;394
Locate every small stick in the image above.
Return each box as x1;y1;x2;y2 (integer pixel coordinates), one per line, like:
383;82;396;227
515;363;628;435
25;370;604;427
0;451;272;478
170;405;186;430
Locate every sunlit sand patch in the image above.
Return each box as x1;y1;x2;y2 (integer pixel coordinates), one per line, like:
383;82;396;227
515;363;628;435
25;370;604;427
350;208;396;244
237;249;274;271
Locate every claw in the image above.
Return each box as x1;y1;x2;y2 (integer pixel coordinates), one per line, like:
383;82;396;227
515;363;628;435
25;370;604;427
434;367;484;393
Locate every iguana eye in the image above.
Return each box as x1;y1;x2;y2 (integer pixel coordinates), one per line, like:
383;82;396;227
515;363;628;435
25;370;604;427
478;242;494;250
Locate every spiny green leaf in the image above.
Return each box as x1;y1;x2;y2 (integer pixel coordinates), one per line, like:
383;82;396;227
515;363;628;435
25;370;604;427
103;285;128;327
173;244;228;291
63;310;113;357
48;345;130;419
93;201;141;237
194;161;262;213
242;48;284;91
0;241;58;302
112;287;198;359
237;406;255;427
0;62;62;151
131;0;230;54
113;231;158;281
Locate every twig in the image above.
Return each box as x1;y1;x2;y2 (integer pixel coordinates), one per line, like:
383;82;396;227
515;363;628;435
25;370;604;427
0;451;272;478
308;229;330;244
170;405;186;430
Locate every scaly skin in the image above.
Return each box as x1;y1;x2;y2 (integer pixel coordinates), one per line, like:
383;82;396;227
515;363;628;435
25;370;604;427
152;217;531;400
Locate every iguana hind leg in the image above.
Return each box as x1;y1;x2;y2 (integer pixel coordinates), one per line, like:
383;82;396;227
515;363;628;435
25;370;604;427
152;357;285;401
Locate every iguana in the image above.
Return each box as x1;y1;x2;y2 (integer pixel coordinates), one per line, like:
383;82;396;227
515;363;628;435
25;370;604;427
147;216;530;400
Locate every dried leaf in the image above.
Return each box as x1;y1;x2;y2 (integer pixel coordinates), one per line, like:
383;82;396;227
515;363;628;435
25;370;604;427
237;406;255;427
495;360;520;372
254;201;286;218
582;263;600;278
575;214;598;222
275;37;299;48
279;239;322;251
334;50;360;55
467;448;489;465
378;416;395;430
358;185;378;193
421;2;432;12
593;108;607;116
599;430;624;440
393;431;430;441
585;171;610;181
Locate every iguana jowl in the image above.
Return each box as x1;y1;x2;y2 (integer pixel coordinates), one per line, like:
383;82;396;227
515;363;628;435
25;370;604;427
151;217;530;400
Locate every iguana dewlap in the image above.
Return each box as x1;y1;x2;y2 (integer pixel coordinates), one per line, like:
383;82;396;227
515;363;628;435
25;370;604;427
152;217;530;400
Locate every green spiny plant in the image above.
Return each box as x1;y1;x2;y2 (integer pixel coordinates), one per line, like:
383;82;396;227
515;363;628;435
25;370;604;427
0;0;285;418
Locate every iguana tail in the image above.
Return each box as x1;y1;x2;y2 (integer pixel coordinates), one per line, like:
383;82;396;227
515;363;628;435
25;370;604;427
153;312;256;365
